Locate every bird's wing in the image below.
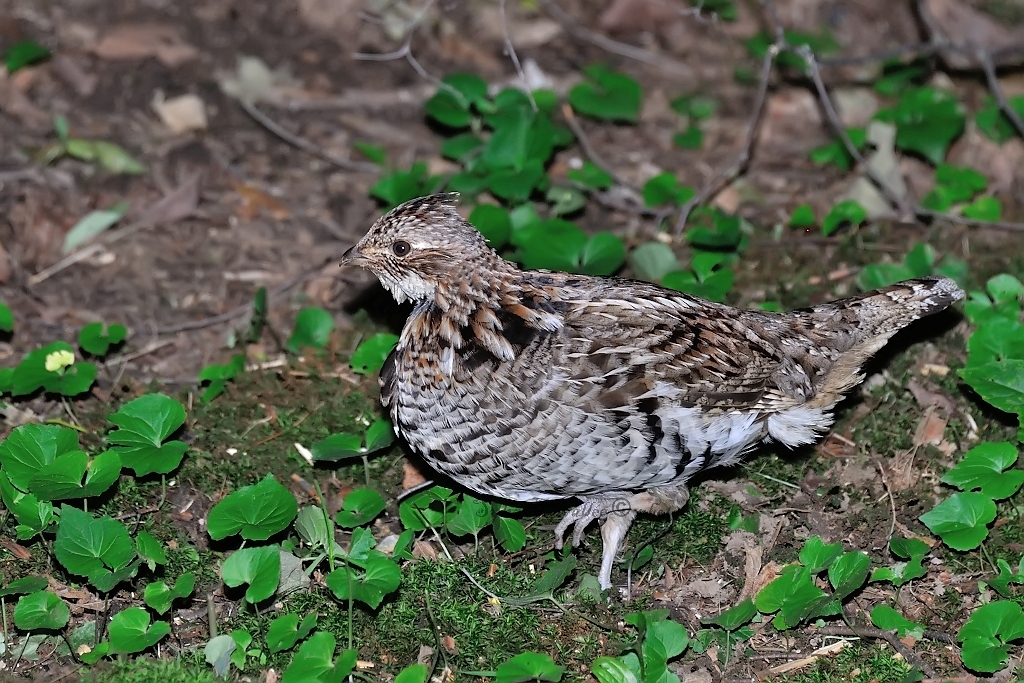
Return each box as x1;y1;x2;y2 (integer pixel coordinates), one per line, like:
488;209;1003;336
558;280;812;413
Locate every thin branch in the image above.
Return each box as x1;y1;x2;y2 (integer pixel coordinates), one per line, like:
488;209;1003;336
820;620;937;679
237;98;377;173
561;104;632;190
538;0;693;77
499;0;538;112
976;47;1024;139
796;44;916;221
673;43;778;234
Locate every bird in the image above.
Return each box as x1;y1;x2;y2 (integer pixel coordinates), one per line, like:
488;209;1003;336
341;193;965;590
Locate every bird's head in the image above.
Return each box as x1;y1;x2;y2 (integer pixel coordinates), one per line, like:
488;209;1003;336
341;193;499;304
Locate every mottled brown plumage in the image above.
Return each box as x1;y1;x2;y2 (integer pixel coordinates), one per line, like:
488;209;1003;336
342;193;964;589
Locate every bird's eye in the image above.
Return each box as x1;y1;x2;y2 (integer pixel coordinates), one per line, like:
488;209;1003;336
392;240;411;257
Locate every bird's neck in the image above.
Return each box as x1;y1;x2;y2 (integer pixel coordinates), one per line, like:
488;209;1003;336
401;261;564;364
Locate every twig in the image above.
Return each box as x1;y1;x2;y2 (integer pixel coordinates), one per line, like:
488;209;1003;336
819;622;937;678
237;98;377;173
538;0;693;78
674;43;778;234
976;47;1024;140
561;104;632;190
796;45;916;221
874;460;897;542
499;0;537;112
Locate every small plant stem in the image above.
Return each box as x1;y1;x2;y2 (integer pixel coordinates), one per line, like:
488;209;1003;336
1;597;8;648
361;454;371;488
207;593;218;637
157;475;168;510
980;541;999;574
43;418;86;433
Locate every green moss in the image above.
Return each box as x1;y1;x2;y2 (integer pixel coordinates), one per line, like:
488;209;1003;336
80;656;214;683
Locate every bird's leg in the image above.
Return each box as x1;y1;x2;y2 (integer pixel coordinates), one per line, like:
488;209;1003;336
554;484;693;590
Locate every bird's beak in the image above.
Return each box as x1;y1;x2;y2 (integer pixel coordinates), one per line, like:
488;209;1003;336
340;245;366;267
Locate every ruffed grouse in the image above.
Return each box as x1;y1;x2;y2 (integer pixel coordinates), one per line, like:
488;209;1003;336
342;193;964;589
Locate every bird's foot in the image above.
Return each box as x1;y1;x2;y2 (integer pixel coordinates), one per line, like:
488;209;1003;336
553;497;631;550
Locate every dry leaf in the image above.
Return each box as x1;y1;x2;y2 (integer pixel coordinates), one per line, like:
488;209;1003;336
232;182;290;220
441;635;458;655
92;24;199;67
402;459;429;490
913;407;948;448
152;92;208;133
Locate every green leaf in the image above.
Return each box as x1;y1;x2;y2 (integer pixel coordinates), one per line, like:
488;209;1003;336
789;204;815;228
976;95;1024;143
566;161;613;190
875;87;966;165
568;65;641;123
325;551;401;608
108;607;171;654
398;486;453;531
629;242;681;283
919;492;997;550
986;557;1024;598
0;423;81;491
822;200;867;236
671;94;717;120
63;203;131;254
870;605;924;638
353;141;386;165
446;495;493;537
9;341;97;396
370;164;439;209
546;185;587;217
0;472;56;539
642;172;695;207
281;633;353;683
702;598;757;631
267;612;318;653
469;204;513;248
222;545;281;604
673;125;703;149
107;393;187;476
4;40;51;72
799;537;844;574
28;449;121;502
0;301;13;333
135;530;167;571
481;106;534;171
962;196;1001;221
958;601;1024;673
959;360;1024;424
365;419;394;452
207;474;298;541
143;572;195;614
579;233;626;276
395;663;430;683
495;652;565;683
487;159;547;203
54;505;136;587
440;133;484;162
513;218;587;272
964;274;1024;324
873;59;929;96
754;565;830;629
808;127;867;172
77;321;127;357
204;634;236;677
942;442;1024;500
529;554;577;597
0;576;48;598
494;516;527;552
828;551;871;599
591;656;639;683
350;333;398;375
286;307;334;352
13;590;70;631
425;91;472;128
335;488;387;527
311;433;362;462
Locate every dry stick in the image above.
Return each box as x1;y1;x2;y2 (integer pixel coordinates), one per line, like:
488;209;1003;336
820;621;938;678
672;44;779;235
237;98;377;173
797;45;916;222
976;47;1024;140
561;104;633;190
874;460;897;542
499;0;537;113
539;0;693;77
